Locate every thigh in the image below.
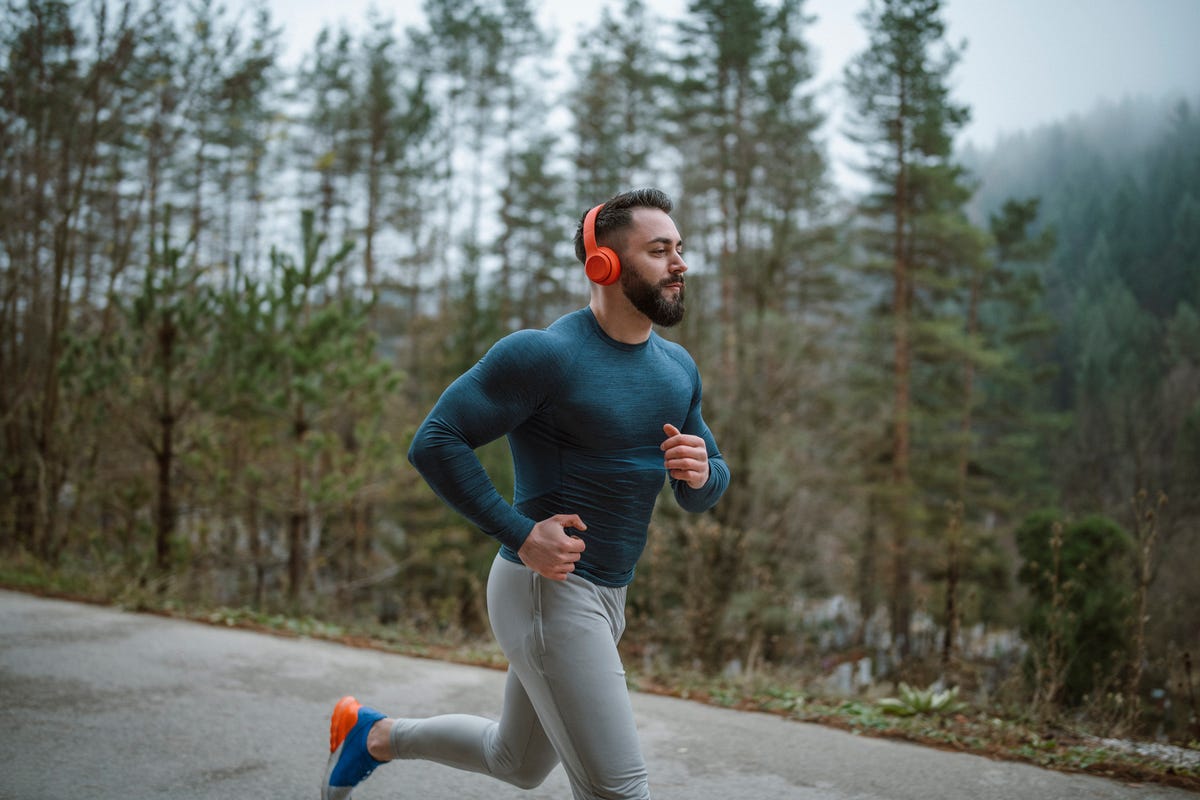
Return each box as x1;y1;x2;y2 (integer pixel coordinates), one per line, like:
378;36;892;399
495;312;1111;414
489;557;648;799
536;576;648;798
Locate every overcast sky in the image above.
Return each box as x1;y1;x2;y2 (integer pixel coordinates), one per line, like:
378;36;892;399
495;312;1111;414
268;0;1200;181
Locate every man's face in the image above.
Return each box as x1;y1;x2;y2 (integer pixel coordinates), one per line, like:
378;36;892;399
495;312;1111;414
617;208;688;327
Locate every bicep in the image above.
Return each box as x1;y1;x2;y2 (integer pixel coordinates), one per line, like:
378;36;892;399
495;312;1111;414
419;334;550;449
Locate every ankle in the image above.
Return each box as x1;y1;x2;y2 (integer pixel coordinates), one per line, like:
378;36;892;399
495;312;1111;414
366;718;394;762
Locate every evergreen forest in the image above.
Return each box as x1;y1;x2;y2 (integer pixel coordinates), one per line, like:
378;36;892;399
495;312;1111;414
3;0;1198;745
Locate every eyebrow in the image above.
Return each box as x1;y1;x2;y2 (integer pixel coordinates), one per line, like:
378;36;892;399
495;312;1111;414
646;236;683;248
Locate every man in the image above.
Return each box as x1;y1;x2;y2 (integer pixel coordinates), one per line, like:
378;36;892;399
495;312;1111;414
322;188;729;800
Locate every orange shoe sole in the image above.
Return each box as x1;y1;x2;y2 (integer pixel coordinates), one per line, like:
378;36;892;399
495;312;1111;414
329;695;363;753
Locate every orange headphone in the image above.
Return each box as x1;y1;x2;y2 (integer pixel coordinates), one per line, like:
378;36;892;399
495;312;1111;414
583;203;620;285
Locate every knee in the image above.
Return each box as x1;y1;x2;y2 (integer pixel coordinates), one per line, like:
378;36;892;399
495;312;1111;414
494;760;554;790
488;744;557;790
505;770;550;791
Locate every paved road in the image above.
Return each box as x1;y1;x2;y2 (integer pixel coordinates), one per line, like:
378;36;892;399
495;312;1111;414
0;590;1191;800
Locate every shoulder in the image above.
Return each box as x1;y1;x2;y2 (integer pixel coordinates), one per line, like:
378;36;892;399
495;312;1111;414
650;333;700;378
477;314;584;378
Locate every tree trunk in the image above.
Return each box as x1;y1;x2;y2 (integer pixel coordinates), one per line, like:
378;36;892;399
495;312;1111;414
941;507;962;674
890;83;913;657
155;411;175;574
945;270;981;674
155;313;177;575
288;407;308;602
856;496;879;646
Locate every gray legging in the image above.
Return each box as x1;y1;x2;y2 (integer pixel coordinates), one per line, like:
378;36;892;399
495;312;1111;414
388;555;651;800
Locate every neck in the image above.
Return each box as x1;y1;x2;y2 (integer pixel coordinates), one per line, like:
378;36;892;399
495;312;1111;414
589;290;652;344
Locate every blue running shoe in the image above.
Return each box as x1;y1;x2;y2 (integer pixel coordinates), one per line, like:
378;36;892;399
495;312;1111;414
322;695;387;800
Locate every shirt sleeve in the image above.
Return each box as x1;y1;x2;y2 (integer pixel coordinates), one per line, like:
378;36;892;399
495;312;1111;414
407;332;551;551
669;375;730;513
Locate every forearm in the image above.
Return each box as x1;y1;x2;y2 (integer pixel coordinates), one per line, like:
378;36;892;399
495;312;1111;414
671;451;729;512
408;417;536;552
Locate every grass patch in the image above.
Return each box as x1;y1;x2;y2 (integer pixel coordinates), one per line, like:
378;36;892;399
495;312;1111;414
0;551;108;600
622;673;1200;791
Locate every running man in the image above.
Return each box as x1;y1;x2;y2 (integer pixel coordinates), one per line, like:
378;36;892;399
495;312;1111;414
322;188;730;800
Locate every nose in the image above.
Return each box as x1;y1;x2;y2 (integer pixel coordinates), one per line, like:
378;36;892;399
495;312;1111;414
671;252;688;273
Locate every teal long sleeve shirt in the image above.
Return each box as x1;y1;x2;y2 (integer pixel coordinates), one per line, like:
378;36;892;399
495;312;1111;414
408;307;729;587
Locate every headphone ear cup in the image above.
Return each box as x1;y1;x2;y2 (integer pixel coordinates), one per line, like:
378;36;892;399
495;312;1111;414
585;247;621;285
583;203;621;285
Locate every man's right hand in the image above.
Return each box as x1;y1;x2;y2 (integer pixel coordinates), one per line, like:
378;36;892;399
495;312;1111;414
518;514;587;581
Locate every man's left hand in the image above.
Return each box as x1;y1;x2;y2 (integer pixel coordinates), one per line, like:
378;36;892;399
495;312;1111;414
661;423;710;489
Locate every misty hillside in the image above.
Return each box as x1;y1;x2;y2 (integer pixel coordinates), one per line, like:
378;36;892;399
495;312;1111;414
963;93;1200;322
958;94;1200;672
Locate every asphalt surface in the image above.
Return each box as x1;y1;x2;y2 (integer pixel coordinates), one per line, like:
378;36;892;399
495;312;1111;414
0;589;1192;800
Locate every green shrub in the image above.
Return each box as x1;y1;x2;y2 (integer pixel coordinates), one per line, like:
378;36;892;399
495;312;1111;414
1015;510;1134;706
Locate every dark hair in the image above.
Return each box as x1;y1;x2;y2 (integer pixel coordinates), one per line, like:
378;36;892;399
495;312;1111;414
573;188;673;264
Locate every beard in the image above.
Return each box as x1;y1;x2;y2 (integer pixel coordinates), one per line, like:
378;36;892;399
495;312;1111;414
620;269;685;327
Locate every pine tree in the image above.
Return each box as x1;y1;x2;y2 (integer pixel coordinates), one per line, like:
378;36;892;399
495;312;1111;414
568;0;672;202
122;220;214;575
638;0;834;669
253;211;406;605
356;11;434;290
200;258;281;606
496;136;572;330
210;5;282;274
671;0;829;509
417;0;506;319
843;0;971;655
488;0;559;330
295;24;359;272
0;0;145;557
941;197;1058;668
